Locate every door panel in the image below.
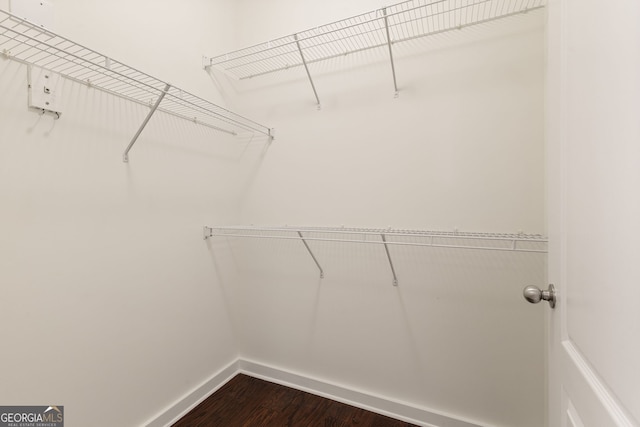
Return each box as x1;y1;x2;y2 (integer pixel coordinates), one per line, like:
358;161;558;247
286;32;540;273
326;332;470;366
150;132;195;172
547;0;640;426
563;342;631;426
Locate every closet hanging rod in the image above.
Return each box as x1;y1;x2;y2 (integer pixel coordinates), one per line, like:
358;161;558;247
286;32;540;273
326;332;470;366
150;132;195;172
204;232;547;253
205;225;547;242
0;9;273;160
203;226;548;254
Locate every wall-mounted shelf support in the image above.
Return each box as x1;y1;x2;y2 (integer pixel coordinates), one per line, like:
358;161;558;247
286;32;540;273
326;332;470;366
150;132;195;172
123;83;171;163
0;9;272;162
294;34;321;109
204;226;547;284
381;8;399;97
298;231;324;279
381;233;399;286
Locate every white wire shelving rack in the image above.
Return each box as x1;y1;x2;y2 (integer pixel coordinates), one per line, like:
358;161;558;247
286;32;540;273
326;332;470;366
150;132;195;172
0;9;273;162
203;225;548;285
204;0;546;106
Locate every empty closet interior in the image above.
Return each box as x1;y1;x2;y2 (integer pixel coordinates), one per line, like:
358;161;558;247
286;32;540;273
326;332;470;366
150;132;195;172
0;0;547;426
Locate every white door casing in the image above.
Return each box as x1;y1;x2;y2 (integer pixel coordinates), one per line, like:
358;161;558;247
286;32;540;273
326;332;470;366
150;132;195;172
546;1;640;426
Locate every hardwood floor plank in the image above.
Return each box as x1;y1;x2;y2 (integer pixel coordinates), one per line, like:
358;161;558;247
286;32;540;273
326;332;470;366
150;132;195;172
171;374;417;427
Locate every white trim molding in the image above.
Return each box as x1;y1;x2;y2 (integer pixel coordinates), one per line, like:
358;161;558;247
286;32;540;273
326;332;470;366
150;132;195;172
562;341;638;427
144;360;240;427
145;358;487;427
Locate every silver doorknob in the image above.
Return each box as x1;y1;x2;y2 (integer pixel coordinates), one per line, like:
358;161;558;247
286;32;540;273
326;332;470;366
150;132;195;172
523;284;556;309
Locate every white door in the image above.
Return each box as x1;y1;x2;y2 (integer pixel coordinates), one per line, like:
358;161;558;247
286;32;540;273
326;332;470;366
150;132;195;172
545;0;640;426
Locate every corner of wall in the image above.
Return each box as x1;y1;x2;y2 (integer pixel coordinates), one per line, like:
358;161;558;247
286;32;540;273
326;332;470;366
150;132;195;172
143;360;240;427
148;356;489;427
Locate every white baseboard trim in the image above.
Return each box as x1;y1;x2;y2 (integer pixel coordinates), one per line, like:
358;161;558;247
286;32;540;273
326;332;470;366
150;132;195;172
237;358;485;427
145;358;486;427
144;359;240;427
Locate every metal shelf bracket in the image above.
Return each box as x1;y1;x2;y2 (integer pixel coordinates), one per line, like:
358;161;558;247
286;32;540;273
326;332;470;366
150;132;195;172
123;83;171;163
381;233;399;286
294;33;321;109
298;231;324;279
382;8;399;97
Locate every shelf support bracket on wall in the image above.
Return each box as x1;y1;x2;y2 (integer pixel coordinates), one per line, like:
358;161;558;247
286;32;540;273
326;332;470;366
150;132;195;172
381;233;399;286
382;8;399;97
294;34;321;109
298;231;324;279
123;83;171;162
203;226;212;240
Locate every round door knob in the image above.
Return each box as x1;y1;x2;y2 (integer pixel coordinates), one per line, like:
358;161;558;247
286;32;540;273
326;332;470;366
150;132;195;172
523;284;556;309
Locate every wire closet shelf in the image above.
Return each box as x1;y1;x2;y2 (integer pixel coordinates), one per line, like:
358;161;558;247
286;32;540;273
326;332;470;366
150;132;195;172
206;0;546;83
0;9;272;160
204;226;548;285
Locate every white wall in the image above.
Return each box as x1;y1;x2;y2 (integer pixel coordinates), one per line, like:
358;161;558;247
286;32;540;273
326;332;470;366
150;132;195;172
1;1;547;426
210;1;547;426
0;1;256;426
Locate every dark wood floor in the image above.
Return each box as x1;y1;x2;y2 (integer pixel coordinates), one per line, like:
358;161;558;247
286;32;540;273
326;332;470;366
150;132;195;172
172;374;418;427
